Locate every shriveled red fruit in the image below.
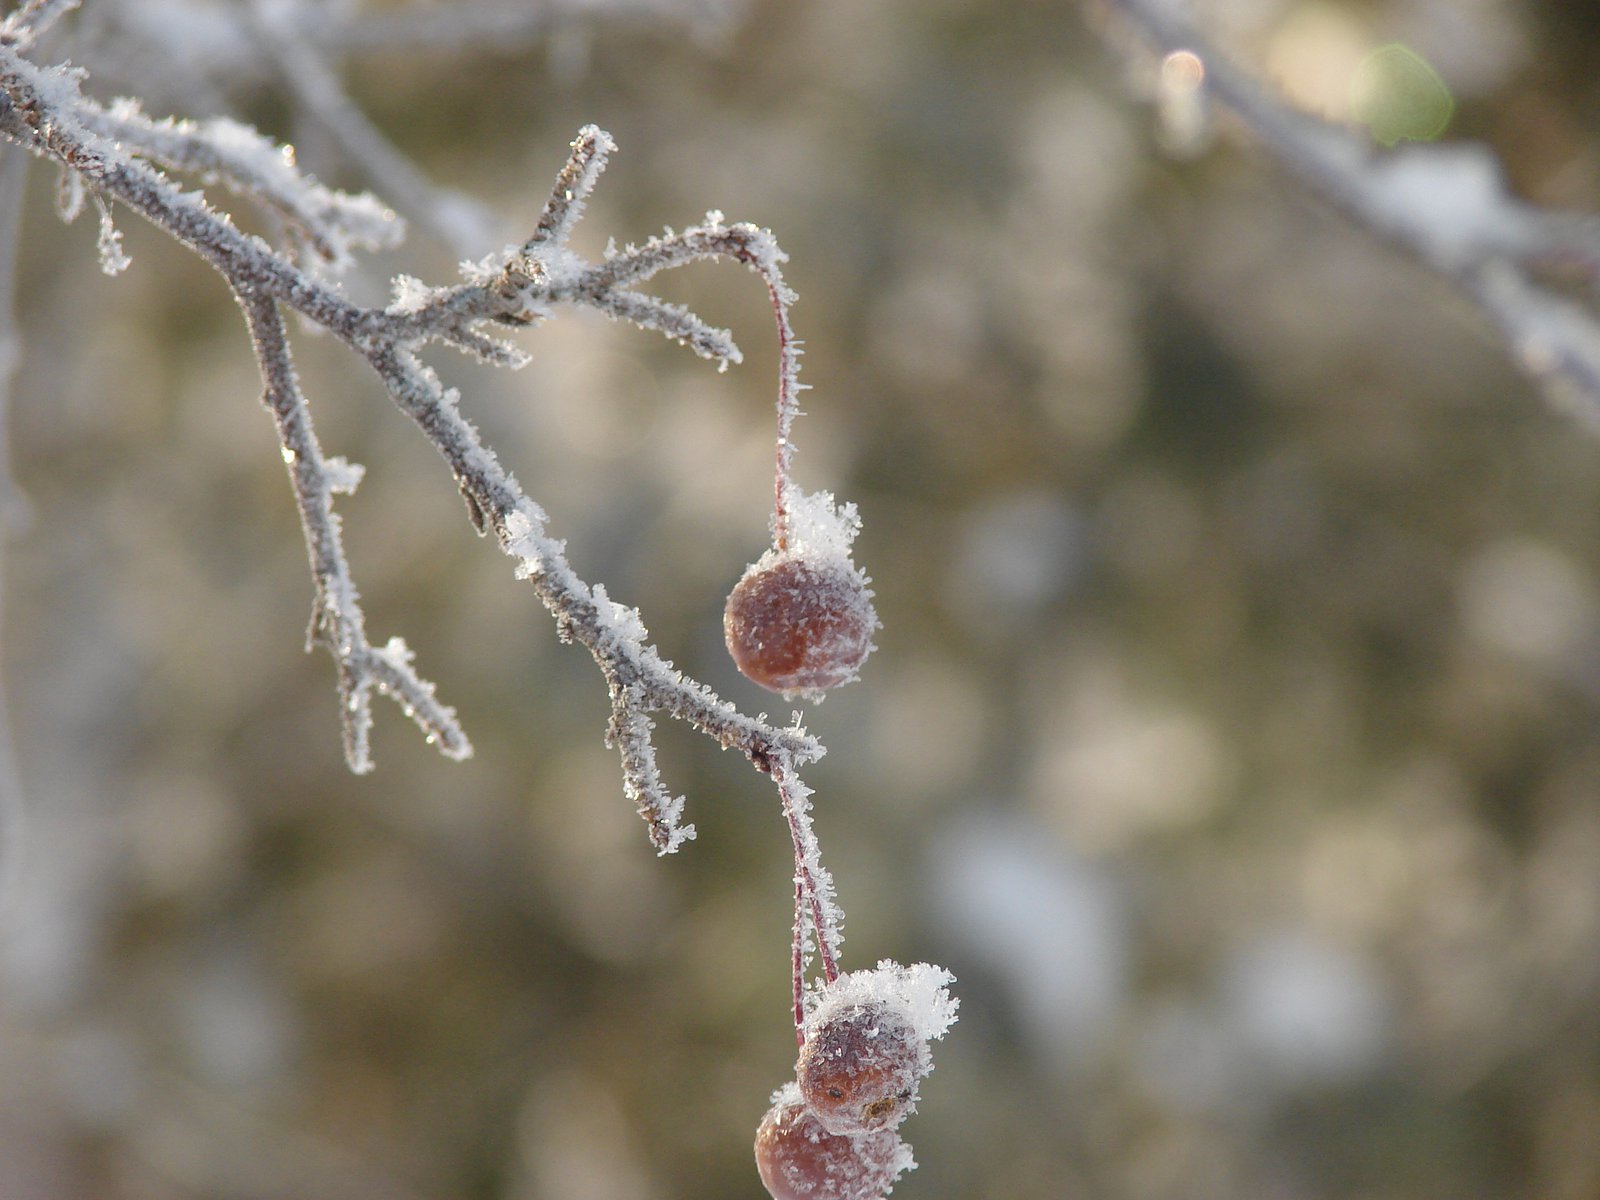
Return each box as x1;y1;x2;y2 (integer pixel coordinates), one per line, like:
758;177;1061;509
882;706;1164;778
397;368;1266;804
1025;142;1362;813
724;554;876;698
755;1087;908;1200
797;1000;925;1136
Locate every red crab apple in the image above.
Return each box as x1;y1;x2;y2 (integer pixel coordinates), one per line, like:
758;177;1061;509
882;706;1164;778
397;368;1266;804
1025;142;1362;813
724;553;876;698
797;998;925;1136
755;1086;908;1200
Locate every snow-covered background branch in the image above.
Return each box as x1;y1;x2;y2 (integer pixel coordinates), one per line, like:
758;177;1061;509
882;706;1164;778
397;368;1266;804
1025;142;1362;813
1102;0;1600;427
4;2;1600;1199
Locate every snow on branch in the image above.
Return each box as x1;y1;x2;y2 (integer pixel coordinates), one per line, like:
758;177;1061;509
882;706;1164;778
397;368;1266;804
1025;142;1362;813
0;39;830;863
1100;0;1600;429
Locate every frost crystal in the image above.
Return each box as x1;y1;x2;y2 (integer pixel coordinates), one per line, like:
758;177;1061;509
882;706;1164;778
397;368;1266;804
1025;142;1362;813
590;583;649;647
389;274;438;314
806;961;959;1048
96;200;130;276
322;456;365;495
780;488;863;566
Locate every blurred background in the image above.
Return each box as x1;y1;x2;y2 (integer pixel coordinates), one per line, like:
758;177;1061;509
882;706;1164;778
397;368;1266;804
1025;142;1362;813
3;1;1600;1197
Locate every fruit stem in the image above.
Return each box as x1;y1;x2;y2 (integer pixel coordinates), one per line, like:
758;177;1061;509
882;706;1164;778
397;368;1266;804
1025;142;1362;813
763;275;800;553
773;758;841;991
792;877;808;1044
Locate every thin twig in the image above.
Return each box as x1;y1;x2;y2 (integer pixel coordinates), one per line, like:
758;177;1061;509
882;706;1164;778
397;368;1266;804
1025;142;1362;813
0;0;77;48
239;288;472;771
773;755;841;984
791;875;808;1043
82;100;404;268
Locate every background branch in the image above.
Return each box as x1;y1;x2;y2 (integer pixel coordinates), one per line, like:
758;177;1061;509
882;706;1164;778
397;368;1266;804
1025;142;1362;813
1101;0;1600;426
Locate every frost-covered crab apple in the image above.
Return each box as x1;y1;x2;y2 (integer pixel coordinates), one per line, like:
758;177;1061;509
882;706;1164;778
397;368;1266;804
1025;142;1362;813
796;961;956;1137
797;997;923;1135
722;245;879;701
755;1082;911;1200
725;489;878;701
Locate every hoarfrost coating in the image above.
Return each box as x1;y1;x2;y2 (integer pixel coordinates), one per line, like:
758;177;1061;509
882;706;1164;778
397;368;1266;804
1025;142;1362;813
806;961;960;1048
779;489;867;567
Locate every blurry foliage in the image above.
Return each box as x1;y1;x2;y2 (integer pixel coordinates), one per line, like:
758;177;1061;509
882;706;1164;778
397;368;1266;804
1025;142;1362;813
4;1;1600;1199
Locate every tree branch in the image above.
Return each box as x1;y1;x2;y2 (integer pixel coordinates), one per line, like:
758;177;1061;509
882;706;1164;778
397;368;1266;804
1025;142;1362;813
1;45;831;872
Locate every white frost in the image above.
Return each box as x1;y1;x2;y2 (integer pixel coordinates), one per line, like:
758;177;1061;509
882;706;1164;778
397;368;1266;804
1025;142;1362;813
780;487;864;565
322;455;365;495
590;583;648;647
95;201;130;276
389;274;440;314
805;960;959;1049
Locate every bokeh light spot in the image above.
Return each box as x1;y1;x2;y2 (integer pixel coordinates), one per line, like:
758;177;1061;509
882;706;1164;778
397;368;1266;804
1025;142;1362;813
1353;43;1454;146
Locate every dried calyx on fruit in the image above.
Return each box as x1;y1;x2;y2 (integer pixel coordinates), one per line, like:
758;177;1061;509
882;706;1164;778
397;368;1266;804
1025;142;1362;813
726;488;878;701
755;1083;912;1200
797;961;956;1136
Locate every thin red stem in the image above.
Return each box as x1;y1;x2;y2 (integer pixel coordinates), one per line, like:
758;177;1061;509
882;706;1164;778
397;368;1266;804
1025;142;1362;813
767;276;798;552
682;230;799;551
792;876;807;1044
773;760;839;986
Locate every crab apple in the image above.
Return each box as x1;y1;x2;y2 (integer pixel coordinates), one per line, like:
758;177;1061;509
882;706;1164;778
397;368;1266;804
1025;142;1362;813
797;999;926;1136
755;1085;909;1200
724;553;876;699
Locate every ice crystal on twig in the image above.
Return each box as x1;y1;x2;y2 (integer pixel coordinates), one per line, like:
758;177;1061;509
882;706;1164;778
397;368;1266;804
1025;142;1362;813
93;194;128;275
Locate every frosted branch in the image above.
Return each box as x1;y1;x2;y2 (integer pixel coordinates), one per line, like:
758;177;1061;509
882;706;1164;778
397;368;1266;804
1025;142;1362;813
1;52;400;272
1101;0;1600;426
3;40;836;905
773;754;842;985
581;289;742;363
83;100;404;268
525;124;614;253
565;216;805;541
240;289;471;771
0;0;76;49
606;681;695;855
